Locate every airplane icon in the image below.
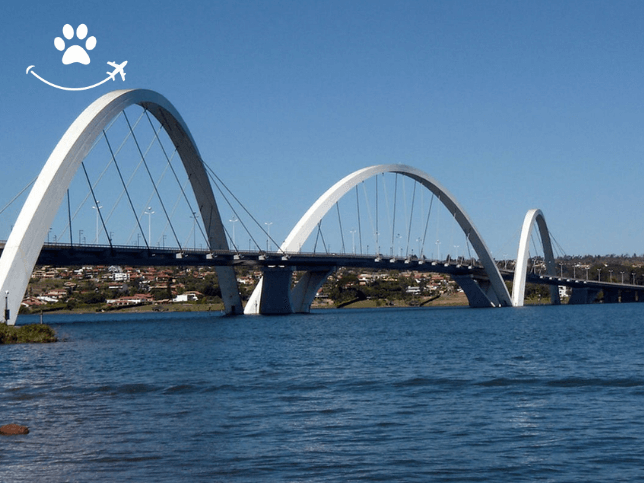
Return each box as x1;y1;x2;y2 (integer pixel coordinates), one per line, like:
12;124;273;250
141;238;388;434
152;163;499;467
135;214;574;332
106;61;127;81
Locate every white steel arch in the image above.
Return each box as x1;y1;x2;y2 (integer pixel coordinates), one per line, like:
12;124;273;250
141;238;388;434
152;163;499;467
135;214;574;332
0;89;242;324
245;164;512;314
511;208;560;307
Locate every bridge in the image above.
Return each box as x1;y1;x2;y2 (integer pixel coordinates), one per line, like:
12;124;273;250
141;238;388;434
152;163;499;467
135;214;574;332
0;89;640;324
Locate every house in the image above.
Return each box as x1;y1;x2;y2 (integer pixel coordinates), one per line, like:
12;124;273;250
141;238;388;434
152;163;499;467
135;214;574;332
173;291;202;303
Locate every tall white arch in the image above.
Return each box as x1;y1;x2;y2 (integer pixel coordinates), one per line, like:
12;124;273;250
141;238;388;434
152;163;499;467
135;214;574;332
245;164;512;313
511;208;560;307
0;89;242;324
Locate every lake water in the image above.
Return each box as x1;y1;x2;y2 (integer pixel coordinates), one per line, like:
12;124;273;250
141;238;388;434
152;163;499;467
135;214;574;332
2;304;644;482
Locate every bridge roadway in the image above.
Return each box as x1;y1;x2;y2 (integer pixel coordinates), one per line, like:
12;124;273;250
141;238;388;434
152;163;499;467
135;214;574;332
5;242;643;304
28;242;487;275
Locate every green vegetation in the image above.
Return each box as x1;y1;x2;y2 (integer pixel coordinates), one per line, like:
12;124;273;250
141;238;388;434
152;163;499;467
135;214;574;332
19;254;644;315
0;324;57;344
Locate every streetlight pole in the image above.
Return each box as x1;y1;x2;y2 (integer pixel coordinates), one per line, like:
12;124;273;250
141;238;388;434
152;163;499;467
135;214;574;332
350;229;357;254
396;233;402;258
264;222;272;251
191;212;197;250
92;201;102;244
436;240;441;261
229;217;238;248
144;207;154;244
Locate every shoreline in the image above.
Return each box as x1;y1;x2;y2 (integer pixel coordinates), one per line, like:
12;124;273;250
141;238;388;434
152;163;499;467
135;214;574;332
21;292;472;318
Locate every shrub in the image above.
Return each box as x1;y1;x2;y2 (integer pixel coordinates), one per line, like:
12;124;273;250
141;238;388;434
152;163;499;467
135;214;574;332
0;324;57;344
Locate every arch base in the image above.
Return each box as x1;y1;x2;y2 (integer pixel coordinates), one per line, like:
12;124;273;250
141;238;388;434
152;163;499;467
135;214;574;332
291;268;335;313
452;275;507;308
254;267;295;315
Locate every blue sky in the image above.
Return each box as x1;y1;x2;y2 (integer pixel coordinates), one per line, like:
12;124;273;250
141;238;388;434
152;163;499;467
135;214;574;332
2;0;644;257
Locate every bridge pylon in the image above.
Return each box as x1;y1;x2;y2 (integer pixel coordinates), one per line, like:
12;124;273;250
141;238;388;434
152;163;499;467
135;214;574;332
245;164;512;314
0;89;243;324
512;209;560;307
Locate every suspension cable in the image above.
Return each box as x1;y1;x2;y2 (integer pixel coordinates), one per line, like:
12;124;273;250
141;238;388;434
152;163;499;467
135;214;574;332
405;181;417;257
336;203;346;254
361;182;375;254
355;185;363;254
56;109;147;242
0;177;37;217
80;162;113;248
123;111;182;250
375;175;379;253
202;162;280;253
390;173;398;255
103;130;150;249
382;173;391;254
144;111;209;248
420;193;435;258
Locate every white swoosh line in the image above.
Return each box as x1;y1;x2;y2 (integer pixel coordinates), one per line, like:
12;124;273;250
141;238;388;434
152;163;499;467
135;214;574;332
26;65;115;91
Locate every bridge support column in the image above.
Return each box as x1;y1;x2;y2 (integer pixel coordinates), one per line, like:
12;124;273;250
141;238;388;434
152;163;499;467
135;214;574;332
452;275;503;307
291;268;335;313
247;266;295;315
568;287;601;304
603;289;619;304
621;290;636;303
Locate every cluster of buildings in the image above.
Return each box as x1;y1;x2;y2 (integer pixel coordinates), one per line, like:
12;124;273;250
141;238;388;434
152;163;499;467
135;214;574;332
22;265;228;310
22;264;454;311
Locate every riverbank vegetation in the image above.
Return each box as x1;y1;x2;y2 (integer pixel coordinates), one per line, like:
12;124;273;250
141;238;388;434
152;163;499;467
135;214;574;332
0;324;57;344
17;254;644;316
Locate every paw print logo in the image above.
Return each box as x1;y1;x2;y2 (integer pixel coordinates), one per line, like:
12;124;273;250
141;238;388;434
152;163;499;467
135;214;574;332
54;24;97;65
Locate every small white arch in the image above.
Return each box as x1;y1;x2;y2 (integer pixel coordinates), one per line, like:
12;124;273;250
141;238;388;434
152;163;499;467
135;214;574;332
245;164;512;313
0;89;242;324
511;208;560;307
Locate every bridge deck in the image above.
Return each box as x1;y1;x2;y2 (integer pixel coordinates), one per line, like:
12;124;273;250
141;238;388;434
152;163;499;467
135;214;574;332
2;242;640;295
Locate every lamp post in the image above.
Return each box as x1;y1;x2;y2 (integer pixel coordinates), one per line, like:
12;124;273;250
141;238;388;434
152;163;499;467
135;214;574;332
229;217;238;248
4;291;9;324
598;269;601;282
374;231;380;255
144;207;154;244
350;229;357;254
92;201;102;244
191;212;197;250
396;233;402;258
436;240;441;261
264;222;273;252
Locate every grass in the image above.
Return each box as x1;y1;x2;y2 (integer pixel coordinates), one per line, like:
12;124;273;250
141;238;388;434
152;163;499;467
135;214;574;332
0;324;57;344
